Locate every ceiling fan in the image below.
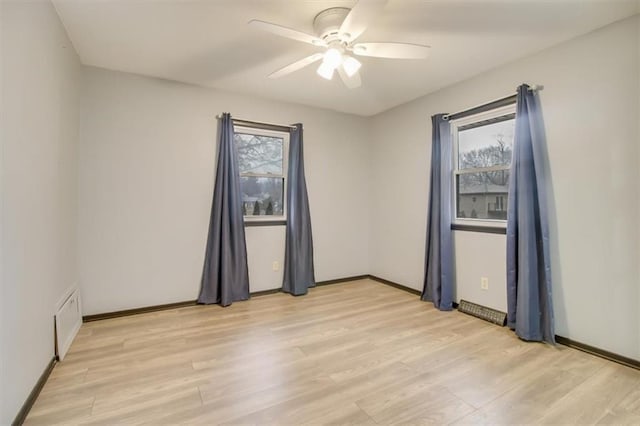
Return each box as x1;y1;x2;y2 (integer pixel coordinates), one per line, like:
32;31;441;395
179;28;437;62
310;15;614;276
248;0;430;89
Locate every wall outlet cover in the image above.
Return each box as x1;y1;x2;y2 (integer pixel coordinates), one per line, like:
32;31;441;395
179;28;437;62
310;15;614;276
480;277;489;290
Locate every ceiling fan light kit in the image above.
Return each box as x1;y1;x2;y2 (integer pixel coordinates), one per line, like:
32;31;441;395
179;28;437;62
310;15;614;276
342;56;362;77
248;0;430;89
316;45;362;81
317;61;336;80
323;47;343;68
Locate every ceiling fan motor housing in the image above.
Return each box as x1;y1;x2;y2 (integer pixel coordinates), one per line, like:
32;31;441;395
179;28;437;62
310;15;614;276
313;7;350;43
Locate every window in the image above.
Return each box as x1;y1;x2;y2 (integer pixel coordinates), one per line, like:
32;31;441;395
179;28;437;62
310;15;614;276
234;127;288;220
452;104;516;223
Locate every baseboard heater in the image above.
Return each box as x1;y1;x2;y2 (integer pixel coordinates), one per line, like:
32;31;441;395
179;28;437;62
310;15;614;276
55;287;82;360
457;299;506;326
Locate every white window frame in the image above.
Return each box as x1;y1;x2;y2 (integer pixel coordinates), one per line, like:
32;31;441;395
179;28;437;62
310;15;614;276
451;103;516;227
234;125;289;222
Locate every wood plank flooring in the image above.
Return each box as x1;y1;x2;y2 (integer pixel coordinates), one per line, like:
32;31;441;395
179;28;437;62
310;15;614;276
25;279;640;425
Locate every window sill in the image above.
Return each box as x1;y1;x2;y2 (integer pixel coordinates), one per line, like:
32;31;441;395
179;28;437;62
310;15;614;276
244;219;286;227
451;223;506;235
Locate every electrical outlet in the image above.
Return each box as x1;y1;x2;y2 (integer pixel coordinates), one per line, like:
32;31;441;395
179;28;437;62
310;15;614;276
272;261;279;271
481;277;489;290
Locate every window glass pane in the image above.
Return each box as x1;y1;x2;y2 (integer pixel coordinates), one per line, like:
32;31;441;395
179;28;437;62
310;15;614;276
458;117;514;169
456;171;509;220
240;177;284;216
235;133;283;175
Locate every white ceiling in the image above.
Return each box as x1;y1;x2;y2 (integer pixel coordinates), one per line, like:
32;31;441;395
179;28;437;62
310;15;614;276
53;0;639;116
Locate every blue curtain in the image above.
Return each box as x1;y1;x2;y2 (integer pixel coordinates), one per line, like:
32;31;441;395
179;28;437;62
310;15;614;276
506;85;555;343
282;124;316;296
421;114;454;310
198;113;250;306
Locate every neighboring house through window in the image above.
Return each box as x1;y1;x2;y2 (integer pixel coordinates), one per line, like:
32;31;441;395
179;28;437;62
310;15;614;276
234;126;289;220
451;103;516;224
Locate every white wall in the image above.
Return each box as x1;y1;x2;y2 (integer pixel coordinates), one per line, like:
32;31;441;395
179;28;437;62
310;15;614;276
1;5;636;423
370;16;640;360
453;232;507;311
77;67;370;315
0;1;81;423
245;227;286;292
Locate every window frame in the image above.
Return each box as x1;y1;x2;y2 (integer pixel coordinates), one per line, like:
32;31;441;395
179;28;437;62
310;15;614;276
451;103;516;228
234;125;289;223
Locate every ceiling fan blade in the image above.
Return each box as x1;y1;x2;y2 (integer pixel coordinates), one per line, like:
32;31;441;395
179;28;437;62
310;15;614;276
268;53;324;79
352;42;430;59
337;66;362;89
249;20;326;46
339;0;387;42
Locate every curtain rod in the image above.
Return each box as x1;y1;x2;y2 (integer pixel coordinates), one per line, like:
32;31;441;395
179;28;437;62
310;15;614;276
443;84;544;121
215;115;297;130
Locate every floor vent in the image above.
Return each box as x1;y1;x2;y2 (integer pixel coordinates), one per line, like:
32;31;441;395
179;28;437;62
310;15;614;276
458;300;506;326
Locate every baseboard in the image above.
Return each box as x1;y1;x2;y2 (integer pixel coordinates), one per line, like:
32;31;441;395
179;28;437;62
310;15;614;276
315;275;370;286
77;277;639;372
82;276;371;322
82;300;197;322
250;288;282;297
240;275;372;298
84;288;284;321
12;356;57;426
555;335;639;370
368;274;422;296
367;276;640;370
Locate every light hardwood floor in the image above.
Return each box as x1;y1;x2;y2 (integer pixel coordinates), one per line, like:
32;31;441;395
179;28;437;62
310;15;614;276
26;279;640;425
